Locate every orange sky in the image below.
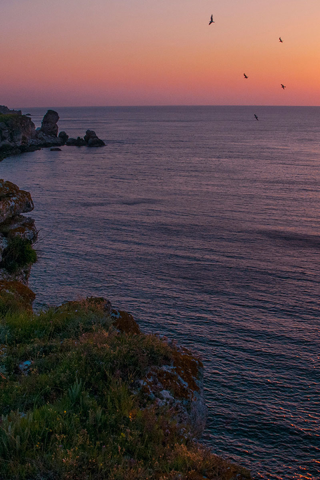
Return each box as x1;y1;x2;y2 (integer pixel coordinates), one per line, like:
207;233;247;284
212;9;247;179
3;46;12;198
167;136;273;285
1;0;320;107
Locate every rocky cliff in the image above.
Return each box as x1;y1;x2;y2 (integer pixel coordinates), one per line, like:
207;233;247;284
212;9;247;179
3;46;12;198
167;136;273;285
0;106;105;161
0;180;38;296
0;180;251;479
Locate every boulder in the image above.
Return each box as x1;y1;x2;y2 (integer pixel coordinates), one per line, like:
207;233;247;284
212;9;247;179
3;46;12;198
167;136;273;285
0;180;34;223
58;131;69;144
50;147;61;152
39;110;59;137
84;129;105;147
0;215;37;243
66;137;87;147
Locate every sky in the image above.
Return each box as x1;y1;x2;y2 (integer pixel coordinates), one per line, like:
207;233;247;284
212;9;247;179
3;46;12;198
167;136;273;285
1;0;320;107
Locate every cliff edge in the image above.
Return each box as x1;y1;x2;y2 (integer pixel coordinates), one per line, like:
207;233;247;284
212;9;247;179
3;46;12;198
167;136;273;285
0;181;251;479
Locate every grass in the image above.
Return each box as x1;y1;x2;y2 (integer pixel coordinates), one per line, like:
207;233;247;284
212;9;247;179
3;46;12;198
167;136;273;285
0;237;37;273
0;298;251;480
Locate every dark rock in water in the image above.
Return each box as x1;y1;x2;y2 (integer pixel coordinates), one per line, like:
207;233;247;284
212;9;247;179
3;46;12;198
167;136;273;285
50;147;61;152
66;137;87;147
84;129;105;147
39;110;59;137
58;131;69;144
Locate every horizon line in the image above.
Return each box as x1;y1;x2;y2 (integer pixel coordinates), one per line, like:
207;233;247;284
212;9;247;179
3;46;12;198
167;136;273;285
17;104;320;110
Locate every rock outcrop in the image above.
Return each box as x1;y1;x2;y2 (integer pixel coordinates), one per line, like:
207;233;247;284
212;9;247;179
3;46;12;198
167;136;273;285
84;129;106;147
1;106;106;161
0;108;70;161
0;180;37;288
66;136;87;147
60;296;207;439
0;105;22;115
66;130;105;148
39;109;59;137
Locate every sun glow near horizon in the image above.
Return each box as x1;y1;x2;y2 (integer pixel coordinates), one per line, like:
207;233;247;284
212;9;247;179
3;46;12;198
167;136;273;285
1;0;320;107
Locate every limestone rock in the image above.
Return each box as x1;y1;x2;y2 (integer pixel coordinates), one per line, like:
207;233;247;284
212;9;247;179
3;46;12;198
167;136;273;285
0;105;22;115
0;181;34;223
0;180;20;198
58;131;69;144
84;129;105;147
110;308;141;334
138;340;207;438
39;110;59;137
66;137;87;147
0;114;36;148
0;215;37;242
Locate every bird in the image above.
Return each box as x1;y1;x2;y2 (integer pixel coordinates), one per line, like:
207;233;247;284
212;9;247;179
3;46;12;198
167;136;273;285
281;84;286;89
243;73;248;79
279;37;283;43
209;15;215;25
254;114;259;121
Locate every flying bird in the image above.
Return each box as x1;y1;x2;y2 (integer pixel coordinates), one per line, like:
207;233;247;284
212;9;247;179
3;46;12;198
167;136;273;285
243;73;248;79
279;37;283;43
281;84;286;89
209;15;215;25
254;114;259;121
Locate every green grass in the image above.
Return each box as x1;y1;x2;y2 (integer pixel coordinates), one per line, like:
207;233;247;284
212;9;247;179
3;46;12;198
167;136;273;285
0;237;37;273
0;298;251;480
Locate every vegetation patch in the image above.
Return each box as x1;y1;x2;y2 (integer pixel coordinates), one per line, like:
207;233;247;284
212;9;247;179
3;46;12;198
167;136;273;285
0;237;37;273
0;297;251;480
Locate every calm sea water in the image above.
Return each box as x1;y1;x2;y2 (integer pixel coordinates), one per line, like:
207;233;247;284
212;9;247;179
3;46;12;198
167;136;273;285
1;106;319;479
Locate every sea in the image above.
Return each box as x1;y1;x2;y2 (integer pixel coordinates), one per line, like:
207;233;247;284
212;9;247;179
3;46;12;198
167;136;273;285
1;106;319;479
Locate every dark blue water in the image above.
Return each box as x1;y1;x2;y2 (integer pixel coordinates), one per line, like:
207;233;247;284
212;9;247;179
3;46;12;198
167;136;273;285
1;106;319;479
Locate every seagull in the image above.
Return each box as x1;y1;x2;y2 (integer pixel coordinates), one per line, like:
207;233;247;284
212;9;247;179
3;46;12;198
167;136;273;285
209;15;215;25
254;114;259;121
279;37;283;43
243;73;248;79
281;84;286;89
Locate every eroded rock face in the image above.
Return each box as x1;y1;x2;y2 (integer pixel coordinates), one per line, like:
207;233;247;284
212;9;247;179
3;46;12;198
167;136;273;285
40;110;59;137
0;180;34;224
84;130;106;147
0;108;65;160
58;131;69;144
0;114;36;153
0;180;37;289
56;296;207;438
1;106;106;160
66;137;87;147
0;106;22;115
138;340;207;438
0;215;37;242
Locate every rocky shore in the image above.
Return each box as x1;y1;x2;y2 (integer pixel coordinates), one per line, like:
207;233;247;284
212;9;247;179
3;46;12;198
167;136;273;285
0;180;251;479
0;105;105;161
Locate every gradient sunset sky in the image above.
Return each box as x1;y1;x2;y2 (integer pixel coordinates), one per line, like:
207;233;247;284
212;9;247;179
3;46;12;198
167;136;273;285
1;0;320;107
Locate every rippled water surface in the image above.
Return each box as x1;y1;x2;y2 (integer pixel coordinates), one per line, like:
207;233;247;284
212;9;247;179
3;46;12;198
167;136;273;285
1;106;320;479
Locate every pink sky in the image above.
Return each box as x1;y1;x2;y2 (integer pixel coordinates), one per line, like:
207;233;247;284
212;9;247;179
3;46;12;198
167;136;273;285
1;0;320;107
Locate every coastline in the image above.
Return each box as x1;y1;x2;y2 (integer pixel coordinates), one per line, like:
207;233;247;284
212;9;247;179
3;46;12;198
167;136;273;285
0;172;251;478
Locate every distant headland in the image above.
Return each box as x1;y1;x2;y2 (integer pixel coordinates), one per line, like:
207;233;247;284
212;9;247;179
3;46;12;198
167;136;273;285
0;105;105;161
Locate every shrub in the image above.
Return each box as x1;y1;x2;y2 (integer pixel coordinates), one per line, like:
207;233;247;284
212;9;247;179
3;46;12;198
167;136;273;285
0;237;37;273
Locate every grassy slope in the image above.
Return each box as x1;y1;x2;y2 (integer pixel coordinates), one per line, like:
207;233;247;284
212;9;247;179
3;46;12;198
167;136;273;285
0;297;251;480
